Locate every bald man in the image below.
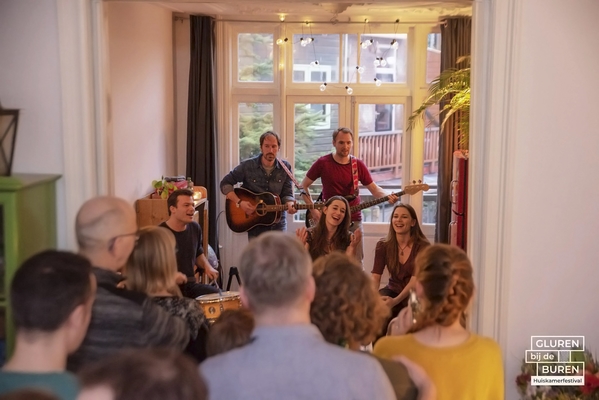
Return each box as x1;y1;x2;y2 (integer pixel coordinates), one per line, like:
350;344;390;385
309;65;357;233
67;196;190;372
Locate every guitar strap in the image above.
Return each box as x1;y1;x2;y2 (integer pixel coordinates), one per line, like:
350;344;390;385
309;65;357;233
276;158;303;192
350;156;359;196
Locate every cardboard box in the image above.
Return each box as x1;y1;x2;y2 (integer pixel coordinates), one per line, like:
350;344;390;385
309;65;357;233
135;195;169;228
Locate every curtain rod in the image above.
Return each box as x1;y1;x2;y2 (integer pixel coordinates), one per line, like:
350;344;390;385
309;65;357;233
173;16;440;25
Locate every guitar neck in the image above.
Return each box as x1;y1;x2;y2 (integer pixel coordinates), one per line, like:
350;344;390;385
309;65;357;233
350;190;405;213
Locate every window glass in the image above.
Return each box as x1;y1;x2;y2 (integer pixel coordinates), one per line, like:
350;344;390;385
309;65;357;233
358;103;404;222
238;33;274;82
238;102;274;162
293;34;340;83
358;34;408;84
422;105;439;224
426;33;441;84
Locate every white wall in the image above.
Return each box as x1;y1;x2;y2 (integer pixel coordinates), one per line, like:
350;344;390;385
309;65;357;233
473;0;599;397
106;3;176;203
0;0;68;247
173;16;190;175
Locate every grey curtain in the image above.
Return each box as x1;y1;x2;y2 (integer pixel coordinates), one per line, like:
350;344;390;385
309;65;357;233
187;15;218;250
435;16;471;243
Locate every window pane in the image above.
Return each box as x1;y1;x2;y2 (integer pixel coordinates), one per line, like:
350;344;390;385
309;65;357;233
342;34;358;83
293;102;339;221
359;34;408;84
426;33;441;84
422;106;439;224
238;103;273;162
293;34;339;83
238;33;274;82
358;103;404;222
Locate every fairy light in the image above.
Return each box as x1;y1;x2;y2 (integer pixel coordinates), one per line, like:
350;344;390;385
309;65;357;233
356;65;365;74
310;60;320;66
319;82;327;91
276;37;288;45
345;86;353;95
374;78;382;87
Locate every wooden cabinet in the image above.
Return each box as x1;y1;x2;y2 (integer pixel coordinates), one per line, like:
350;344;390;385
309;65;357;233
0;174;60;360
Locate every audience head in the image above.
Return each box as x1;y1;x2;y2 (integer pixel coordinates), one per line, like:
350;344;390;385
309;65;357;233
75;196;138;270
311;253;389;348
259;130;281;147
206;308;255;357
239;232;314;315
166;189;194;218
11;250;95;352
77;348;207;400
125;226;182;297
409;244;474;333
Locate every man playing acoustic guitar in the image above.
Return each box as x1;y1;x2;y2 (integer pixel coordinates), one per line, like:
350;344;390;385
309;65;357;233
302;127;399;262
221;131;299;239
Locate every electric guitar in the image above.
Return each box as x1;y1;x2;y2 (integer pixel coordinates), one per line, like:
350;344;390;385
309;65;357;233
225;187;325;233
304;182;430;228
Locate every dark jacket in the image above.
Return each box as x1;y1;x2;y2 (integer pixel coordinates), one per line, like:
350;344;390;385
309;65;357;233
67;267;190;372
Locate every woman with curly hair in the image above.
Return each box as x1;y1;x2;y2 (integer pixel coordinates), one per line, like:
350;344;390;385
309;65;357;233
372;203;430;319
374;244;504;400
125;226;209;362
296;196;361;261
310;252;435;400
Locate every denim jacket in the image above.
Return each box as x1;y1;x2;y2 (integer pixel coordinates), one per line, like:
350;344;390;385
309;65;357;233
220;155;295;204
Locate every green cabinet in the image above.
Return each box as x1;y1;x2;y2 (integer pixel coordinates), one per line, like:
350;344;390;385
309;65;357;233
0;174;60;361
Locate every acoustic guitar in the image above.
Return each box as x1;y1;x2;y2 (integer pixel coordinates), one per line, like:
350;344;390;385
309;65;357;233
304;182;430;228
225;187;325;233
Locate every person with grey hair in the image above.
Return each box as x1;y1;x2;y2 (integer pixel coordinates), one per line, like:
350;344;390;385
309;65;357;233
200;232;395;400
67;196;189;372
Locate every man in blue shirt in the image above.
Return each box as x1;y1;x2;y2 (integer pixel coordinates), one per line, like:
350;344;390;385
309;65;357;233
220;131;298;238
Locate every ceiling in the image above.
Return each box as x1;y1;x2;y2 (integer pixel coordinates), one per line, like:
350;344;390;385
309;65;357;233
110;0;472;22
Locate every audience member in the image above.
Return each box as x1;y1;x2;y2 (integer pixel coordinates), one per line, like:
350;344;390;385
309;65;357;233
0;251;95;400
200;232;396;400
68;196;189;372
372;203;430;320
160;189;219;298
206;309;254;358
125;226;210;362
310;252;435;400
296;196;361;261
77;348;207;400
374;244;504;400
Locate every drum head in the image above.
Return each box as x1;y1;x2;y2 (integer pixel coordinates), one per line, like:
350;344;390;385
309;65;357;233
196;291;239;301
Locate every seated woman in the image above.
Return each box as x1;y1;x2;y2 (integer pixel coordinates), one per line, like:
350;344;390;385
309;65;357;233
296;196;361;261
310;252;435;400
373;244;504;400
371;203;430;320
125;226;209;363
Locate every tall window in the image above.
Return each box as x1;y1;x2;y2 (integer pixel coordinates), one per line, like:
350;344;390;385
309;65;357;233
227;24;440;226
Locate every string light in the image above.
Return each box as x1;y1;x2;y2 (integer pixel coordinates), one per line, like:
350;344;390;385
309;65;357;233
345;86;353;95
319;82;327;91
390;39;399;49
356;65;365;74
374;78;382;87
310;60;320;66
276;37;288;45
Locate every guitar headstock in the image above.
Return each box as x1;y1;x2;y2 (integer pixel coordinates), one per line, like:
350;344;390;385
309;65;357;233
402;182;430;195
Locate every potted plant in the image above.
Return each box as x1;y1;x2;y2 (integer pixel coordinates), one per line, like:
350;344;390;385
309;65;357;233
151;176;191;199
408;56;470;150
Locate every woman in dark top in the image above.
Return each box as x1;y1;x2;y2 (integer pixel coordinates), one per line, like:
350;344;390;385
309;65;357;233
371;203;430;319
296;196;361;261
125;226;209;362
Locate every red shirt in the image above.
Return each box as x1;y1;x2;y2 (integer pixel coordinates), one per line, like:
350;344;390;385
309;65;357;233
306;154;373;221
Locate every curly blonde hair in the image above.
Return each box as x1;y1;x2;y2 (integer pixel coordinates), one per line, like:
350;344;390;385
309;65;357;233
408;244;473;333
310;252;389;346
